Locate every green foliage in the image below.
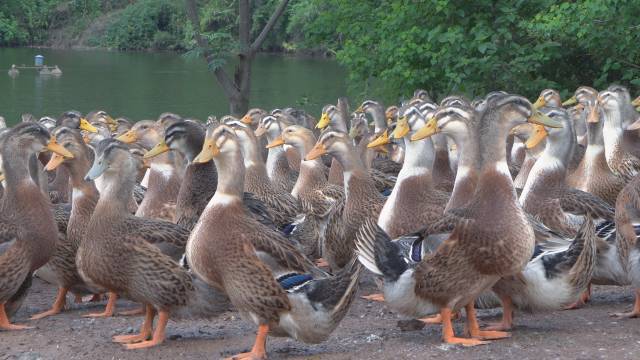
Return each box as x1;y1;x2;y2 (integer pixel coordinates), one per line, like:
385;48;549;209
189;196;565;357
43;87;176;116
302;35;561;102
296;0;640;101
101;0;186;50
0;0;60;46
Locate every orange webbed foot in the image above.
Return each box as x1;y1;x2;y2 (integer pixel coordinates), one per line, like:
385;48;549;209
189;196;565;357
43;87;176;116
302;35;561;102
444;336;489;347
481;320;512;332
610;310;640;319
30;308;63;320
225;351;267;360
361;293;385;302
420;311;460;324
113;333;151;344
83;292;116;318
30;287;68;320
471;330;511;340
123;338;164;350
119;307;145;316
1;303;33;330
123;309;168;350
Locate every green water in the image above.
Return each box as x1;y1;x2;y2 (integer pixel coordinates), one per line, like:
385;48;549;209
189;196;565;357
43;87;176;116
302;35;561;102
0;48;347;125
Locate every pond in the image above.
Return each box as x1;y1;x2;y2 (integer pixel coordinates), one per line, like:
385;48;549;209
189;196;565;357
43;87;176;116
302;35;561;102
0;48;347;125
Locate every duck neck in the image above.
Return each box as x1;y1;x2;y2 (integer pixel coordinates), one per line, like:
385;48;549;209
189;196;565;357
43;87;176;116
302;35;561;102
212;148;245;201
367;106;387;133
66;152;99;198
266;144;287;179
149;151;175;173
240;136;264;169
401;136;434;176
602;106;624;164
182;136;204;163
520;134;570;203
96;165;137;216
446;129;479;209
1;141;34;192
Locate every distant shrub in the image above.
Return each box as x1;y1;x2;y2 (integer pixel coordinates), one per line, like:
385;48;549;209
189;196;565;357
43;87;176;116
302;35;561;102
101;0;185;51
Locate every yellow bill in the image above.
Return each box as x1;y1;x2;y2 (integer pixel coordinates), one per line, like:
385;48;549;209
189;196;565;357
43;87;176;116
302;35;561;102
254;125;267;137
367;130;390;148
524;124;548;149
410;117;437;141
116;129;137;144
266;136;285;148
532;96;546;110
305;143;327;160
528;111;562;128
193;138;219;163
0;173;5;182
79;118;98;133
44;152;66;171
241;114;253;125
46;137;74;158
144;141;170;159
632;96;640;107
316;112;330;129
392;116;410;139
562;96;577;107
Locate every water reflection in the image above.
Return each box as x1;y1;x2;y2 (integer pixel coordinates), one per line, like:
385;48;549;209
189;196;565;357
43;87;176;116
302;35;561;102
0;48;347;125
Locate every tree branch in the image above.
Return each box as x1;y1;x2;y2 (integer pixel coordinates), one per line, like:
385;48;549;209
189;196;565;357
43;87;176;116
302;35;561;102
249;0;290;55
184;0;239;96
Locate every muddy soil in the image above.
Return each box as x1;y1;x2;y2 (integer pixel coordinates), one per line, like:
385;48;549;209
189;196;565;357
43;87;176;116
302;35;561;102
3;277;639;360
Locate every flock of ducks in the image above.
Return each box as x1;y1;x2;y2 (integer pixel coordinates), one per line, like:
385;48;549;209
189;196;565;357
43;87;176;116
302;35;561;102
2;86;640;358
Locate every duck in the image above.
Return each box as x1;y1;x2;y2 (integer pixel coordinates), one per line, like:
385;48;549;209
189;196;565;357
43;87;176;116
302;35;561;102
229;120;300;229
49;111;99;203
532;89;562;109
272;125;345;262
144;120;277;232
29;127;105;320
518;107;615;237
86;110;117;132
567;98;626;206
317;104;349;186
240;108;269;159
0;122;72;330
187;124;361;359
257;114;301;180
411;101;480;211
323;104;397;193
510;123;546;189
117;120;182;221
307;130;384;269
370;106;448;239
598;87;640;181
78;138;229;349
357;95;556;346
8;64;19;77
609;167;640;318
51;65;62;76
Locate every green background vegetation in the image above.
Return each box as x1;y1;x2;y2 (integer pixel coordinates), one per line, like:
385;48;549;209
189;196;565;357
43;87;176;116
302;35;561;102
1;0;639;101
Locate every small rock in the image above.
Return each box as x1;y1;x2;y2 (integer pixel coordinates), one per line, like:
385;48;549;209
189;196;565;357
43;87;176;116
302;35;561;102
365;334;382;343
397;319;426;332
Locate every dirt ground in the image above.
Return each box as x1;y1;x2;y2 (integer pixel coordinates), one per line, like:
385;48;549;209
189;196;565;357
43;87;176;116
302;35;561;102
3;276;640;360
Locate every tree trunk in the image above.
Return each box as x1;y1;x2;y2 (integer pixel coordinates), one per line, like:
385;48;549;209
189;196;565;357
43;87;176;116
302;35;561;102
184;0;290;116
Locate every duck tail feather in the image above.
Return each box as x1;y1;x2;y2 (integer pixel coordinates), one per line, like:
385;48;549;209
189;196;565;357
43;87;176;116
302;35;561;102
173;272;231;320
355;218;407;280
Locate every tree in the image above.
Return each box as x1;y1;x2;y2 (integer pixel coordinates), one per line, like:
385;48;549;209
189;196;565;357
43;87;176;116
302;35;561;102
297;0;640;101
184;0;290;116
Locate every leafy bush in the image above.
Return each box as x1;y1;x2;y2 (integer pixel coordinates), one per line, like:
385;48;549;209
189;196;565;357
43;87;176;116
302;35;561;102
296;0;640;101
100;0;186;50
